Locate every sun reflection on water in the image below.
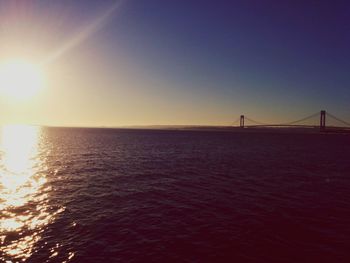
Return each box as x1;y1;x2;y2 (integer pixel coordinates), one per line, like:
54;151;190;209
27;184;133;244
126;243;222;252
0;125;64;262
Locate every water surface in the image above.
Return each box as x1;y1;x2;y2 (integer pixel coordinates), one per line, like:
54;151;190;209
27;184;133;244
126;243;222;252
1;126;349;262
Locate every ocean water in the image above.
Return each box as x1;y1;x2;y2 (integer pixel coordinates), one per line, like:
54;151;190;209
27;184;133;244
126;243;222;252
0;126;350;262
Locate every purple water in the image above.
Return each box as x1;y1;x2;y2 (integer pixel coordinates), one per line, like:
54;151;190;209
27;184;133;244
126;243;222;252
1;127;350;262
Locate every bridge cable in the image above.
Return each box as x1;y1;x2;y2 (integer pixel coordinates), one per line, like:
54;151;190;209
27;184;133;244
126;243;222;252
326;112;350;127
230;117;241;126
279;112;319;126
244;117;271;126
245;112;319;126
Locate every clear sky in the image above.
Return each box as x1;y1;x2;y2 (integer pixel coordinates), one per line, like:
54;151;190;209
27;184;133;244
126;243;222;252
0;0;349;126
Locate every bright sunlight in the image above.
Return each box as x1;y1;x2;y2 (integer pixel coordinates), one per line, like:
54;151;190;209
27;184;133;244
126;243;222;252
0;60;44;101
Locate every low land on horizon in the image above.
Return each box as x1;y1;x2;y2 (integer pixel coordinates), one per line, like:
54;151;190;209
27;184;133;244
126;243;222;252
37;125;350;134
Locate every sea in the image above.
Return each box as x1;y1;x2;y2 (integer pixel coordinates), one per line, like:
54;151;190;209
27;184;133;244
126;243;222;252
0;125;349;262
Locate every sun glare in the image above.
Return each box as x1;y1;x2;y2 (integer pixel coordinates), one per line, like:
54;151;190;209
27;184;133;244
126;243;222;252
0;60;44;100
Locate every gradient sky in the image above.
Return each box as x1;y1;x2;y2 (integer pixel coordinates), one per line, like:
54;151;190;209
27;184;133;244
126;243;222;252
0;0;349;126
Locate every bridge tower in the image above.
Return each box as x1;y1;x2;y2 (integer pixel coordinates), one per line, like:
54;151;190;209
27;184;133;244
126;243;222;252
240;115;245;128
320;110;326;131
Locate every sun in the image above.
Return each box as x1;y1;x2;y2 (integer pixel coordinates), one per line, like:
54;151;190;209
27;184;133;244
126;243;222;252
0;60;44;100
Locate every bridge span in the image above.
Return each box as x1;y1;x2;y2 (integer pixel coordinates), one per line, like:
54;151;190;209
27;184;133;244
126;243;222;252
232;111;350;131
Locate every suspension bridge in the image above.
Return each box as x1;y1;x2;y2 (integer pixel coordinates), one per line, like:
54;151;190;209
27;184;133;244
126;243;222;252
231;110;350;132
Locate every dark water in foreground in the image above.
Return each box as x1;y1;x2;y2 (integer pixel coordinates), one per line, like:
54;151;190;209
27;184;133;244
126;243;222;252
1;127;350;262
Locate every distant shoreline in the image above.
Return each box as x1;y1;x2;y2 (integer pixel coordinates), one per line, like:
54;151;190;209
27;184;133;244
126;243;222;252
40;125;350;134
